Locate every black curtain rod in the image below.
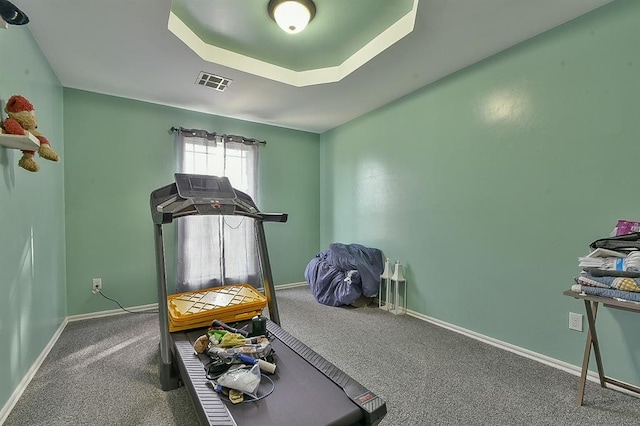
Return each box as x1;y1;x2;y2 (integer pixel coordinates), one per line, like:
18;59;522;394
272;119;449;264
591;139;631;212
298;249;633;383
169;126;266;145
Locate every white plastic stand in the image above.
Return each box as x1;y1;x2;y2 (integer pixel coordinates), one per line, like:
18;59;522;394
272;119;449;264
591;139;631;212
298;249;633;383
379;258;392;311
390;261;406;315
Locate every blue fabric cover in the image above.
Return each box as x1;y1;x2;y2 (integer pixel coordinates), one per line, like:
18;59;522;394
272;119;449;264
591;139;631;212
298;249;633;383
305;243;383;307
573;285;640;303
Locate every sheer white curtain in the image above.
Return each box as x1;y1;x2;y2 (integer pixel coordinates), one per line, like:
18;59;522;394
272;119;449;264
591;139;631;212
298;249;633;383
175;129;261;292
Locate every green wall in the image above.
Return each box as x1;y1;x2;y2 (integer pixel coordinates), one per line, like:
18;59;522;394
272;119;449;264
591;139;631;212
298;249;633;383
320;0;640;385
3;0;639;416
0;27;65;413
63;89;319;316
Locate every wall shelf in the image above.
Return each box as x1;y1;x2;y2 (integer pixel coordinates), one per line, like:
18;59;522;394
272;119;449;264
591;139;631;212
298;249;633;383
0;131;40;151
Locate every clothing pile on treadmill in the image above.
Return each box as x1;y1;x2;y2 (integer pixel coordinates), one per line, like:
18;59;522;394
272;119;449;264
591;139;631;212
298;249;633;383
192;318;277;404
304;243;383;307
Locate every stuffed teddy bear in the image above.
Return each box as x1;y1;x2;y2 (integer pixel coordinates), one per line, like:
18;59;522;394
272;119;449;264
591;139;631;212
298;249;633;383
2;95;59;172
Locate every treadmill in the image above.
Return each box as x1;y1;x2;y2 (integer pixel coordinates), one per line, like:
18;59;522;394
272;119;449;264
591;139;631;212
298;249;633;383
150;173;387;426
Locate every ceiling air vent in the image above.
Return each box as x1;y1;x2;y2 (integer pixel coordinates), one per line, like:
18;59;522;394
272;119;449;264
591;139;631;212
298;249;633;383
196;72;232;92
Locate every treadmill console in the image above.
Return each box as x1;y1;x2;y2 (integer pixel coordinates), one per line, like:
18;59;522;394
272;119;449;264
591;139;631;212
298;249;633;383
175;173;237;201
175;173;237;215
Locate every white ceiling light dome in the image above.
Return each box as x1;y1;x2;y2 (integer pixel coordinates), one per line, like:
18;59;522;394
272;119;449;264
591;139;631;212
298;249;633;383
268;0;316;34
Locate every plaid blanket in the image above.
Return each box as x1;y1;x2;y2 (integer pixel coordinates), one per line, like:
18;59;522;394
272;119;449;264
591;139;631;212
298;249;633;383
574;273;640;292
571;284;640;303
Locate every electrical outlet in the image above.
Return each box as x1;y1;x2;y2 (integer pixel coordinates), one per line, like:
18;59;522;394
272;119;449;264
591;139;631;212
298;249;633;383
92;278;102;294
569;312;583;331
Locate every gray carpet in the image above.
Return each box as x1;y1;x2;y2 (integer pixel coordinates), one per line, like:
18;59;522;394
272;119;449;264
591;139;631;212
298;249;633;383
5;286;640;425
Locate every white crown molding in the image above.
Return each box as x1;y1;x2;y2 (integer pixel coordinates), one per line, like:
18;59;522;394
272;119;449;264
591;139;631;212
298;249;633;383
168;0;419;87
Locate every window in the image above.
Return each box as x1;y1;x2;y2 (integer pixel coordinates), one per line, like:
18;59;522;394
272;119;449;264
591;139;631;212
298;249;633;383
175;130;260;292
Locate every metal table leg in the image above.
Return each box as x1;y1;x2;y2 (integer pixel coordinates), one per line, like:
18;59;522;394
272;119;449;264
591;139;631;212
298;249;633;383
576;300;603;406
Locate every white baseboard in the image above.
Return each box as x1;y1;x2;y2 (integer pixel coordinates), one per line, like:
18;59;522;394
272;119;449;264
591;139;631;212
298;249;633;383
405;308;640;399
67;303;159;322
275;281;307;290
68;281;304;323
0;317;68;425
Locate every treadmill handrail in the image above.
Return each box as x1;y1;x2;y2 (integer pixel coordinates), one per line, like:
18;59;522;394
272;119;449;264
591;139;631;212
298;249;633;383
156;204;287;223
150;180;287;224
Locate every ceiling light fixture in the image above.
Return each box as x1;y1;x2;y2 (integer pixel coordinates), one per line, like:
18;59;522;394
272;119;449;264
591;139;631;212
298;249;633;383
267;0;316;34
0;0;29;26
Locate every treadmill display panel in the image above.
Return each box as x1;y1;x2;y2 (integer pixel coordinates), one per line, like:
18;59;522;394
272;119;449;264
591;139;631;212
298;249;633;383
175;173;237;202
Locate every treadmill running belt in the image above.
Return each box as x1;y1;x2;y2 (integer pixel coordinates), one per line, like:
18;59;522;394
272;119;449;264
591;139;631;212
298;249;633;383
175;322;380;426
